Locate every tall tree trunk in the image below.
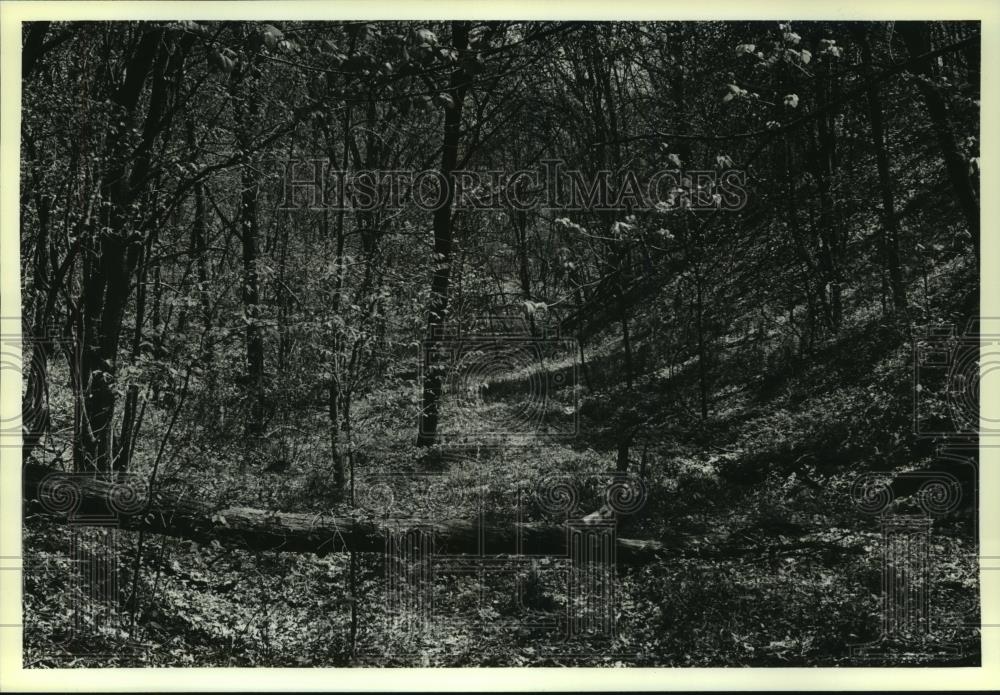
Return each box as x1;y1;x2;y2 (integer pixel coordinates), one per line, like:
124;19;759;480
857;28;907;315
76;28;163;472
323;88;355;492
20;132;57;462
514;209;535;333
330;119;350;491
810;49;843;332
616;311;634;472
231;53;266;438
897;21;980;261
621;314;634;392
186;120;215;387
21;22;50;79
417;21;471;447
695;272;709;422
116;239;146;472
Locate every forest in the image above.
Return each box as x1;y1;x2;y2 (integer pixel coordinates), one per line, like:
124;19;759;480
17;19;981;666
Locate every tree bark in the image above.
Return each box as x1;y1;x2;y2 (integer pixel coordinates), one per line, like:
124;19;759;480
514;209;536;335
325;101;353;492
230;47;267;437
857;27;908;315
76;27;164;472
23;463;669;565
897;21;980;261
694;268;709;421
417;21;471;447
810;48;843;332
21;22;50;80
186;119;215;384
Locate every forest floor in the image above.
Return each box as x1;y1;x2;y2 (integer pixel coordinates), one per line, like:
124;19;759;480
22;263;980;667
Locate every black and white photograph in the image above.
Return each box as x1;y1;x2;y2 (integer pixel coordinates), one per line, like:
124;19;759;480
1;2;996;684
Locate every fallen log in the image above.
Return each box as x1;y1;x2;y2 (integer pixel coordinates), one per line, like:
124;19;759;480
22;463;670;565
